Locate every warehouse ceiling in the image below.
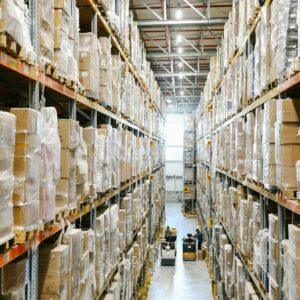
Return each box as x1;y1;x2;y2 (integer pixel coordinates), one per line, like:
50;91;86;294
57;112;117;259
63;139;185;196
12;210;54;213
130;0;231;113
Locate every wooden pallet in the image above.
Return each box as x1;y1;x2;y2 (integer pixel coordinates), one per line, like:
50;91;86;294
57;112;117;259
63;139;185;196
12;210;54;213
277;188;297;200
0;234;15;251
0;32;27;62
14;228;39;244
55;209;70;221
100;102;118;113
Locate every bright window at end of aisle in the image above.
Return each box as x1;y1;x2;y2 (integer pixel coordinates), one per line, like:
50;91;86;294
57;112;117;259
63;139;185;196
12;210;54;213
164;114;184;146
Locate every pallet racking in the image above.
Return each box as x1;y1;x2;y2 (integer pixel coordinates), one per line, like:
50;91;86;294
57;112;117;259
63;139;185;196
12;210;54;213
196;0;300;299
0;0;165;298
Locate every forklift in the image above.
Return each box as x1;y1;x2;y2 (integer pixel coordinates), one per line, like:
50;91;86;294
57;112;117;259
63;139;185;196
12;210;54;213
182;234;197;261
161;227;177;266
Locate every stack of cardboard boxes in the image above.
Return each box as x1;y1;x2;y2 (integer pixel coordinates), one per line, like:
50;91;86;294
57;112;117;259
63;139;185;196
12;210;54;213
54;0;79;83
0;256;27;298
275;99;300;190
39;107;61;222
83;127;98;198
79;33;100;99
11;108;43;230
39;244;69;299
0;112;15;243
56;119;78;212
99;37;113;106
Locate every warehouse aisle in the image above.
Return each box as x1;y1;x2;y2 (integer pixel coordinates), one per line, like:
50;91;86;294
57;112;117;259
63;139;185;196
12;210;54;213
148;202;212;300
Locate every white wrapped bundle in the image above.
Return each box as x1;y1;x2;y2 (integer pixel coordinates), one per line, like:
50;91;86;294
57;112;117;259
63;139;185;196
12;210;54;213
0;0;35;61
40;107;60;222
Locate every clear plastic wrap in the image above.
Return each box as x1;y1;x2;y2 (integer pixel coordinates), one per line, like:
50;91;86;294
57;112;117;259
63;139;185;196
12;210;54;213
0;0;35;61
40;107;60;222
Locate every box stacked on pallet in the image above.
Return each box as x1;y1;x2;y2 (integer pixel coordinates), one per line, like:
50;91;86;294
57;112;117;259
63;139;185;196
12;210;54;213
268;213;279;299
99;37;113;106
119;194;133;249
75;127;89;203
39;244;69;299
262;99;277;189
233;256;246;299
270;0;298;83
252;107;264;182
57;119;79;212
111;128;120;188
235;118;246;177
79;230;96;299
40;107;61;222
245;281;259;299
39;0;54;66
120;130;130;183
95;205;119;293
0;256;27;298
11;108;43;230
111;55;121;109
284;224;300;299
62;227;82;299
244;112;254;180
275;98;300;191
53;0;79;83
0;112;15;243
96;125;112;193
0;0;35;61
79;33;100;99
83;127;98;198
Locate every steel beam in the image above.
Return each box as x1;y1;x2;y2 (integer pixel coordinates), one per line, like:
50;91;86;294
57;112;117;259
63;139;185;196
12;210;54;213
155;72;208;77
146;51;214;58
138;18;227;27
183;0;206;19
138;0;163;20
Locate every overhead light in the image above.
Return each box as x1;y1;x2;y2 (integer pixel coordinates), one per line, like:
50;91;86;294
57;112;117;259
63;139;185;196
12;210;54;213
179;73;183;79
176;9;182;19
178;61;183;68
176;34;182;43
180;90;184;96
166;99;172;104
178;47;183;53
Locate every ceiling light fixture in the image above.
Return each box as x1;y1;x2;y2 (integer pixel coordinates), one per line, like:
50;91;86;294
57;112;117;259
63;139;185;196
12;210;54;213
178;61;183;68
166;99;172;104
178;47;183;53
176;9;182;19
179;73;183;79
180;90;184;96
176;34;182;43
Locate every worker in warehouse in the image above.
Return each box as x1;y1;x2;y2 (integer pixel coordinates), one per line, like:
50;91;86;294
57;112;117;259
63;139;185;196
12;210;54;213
165;226;172;241
194;229;203;250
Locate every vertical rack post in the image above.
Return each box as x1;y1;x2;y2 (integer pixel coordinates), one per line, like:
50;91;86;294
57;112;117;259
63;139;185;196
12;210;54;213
29;0;39;109
27;2;39;299
278;204;286;300
148;179;153;244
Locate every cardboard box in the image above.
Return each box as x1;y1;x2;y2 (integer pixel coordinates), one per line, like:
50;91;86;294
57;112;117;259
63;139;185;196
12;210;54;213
39;244;69;273
276;165;297;189
275;123;300;145
58;119;79;149
277;99;300;123
13;201;40;228
275;144;300;166
10;108;42;134
60;149;76;178
56;178;76;210
39;270;68;295
1;257;27;295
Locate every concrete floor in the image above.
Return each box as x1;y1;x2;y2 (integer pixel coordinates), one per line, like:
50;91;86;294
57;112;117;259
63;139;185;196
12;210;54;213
148;202;213;300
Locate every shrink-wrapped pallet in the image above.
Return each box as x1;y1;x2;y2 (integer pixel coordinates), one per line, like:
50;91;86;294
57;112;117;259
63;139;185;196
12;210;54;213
39;0;54;65
252;108;263;181
40;107;60;222
79;33;100;99
244;112;254;179
0;111;15;243
11;108;43;229
57;119;79;211
0;0;35;61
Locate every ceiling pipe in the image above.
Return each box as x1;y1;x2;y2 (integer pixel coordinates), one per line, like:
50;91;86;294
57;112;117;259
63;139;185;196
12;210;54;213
155;72;208;77
138;18;227;27
147;52;215;58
